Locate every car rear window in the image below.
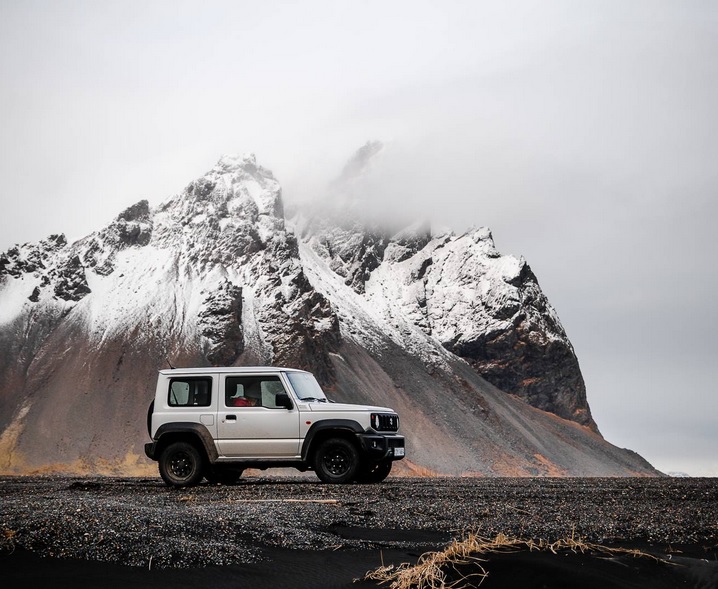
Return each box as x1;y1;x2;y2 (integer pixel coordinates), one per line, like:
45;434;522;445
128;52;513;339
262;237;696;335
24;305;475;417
168;377;212;407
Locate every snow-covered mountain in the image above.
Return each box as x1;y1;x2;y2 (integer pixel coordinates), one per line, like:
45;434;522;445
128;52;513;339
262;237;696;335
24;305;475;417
0;151;658;476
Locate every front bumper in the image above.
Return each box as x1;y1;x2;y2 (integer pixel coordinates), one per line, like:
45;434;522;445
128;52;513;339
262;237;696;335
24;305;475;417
357;433;405;461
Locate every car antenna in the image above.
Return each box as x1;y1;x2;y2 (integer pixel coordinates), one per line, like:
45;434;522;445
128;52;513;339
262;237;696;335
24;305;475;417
166;358;176;369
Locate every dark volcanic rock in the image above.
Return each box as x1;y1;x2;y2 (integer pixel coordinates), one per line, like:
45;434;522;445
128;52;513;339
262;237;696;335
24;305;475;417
0;234;66;279
198;280;244;365
52;255;91;302
81;200;153;275
440;254;593;429
114;200;153;246
301;220;390;293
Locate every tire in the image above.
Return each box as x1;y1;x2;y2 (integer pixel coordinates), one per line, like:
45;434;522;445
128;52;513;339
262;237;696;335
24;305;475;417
205;467;244;485
356;460;392;484
158;441;205;487
313;437;360;484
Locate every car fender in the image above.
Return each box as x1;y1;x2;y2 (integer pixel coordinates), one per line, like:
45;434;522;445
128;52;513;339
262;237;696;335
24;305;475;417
301;419;364;461
152;422;219;463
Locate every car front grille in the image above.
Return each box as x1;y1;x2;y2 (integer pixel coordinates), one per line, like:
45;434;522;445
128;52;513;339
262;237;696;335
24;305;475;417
373;413;399;432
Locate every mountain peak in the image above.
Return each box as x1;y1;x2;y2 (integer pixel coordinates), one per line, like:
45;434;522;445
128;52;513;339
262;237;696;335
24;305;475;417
214;153;265;176
336;140;384;185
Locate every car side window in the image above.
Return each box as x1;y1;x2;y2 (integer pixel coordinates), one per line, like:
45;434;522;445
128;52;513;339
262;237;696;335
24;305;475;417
168;378;212;407
225;375;287;408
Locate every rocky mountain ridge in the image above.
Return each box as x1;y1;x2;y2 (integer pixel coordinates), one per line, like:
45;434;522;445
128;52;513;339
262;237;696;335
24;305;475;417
0;151;657;476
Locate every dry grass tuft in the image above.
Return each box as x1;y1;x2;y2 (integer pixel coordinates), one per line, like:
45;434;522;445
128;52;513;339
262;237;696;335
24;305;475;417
0;451;157;477
362;535;489;589
360;531;664;589
1;528;18;553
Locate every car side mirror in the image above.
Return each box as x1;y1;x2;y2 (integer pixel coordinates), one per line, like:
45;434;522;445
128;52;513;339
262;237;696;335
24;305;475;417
275;393;293;410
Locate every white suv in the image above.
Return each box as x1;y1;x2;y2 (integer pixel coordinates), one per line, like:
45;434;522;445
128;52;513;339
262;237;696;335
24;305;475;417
144;367;405;486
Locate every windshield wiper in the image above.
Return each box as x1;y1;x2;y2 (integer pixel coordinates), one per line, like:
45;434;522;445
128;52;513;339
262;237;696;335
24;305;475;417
300;397;327;403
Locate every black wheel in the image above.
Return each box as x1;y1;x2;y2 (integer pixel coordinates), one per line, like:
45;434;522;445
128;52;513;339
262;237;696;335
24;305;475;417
158;442;205;487
205;467;244;485
314;438;360;484
356;460;392;483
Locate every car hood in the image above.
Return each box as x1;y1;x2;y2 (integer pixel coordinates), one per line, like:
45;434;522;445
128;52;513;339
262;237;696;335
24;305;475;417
305;402;395;413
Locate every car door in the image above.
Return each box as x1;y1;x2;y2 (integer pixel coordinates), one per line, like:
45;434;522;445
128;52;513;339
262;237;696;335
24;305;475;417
216;373;300;458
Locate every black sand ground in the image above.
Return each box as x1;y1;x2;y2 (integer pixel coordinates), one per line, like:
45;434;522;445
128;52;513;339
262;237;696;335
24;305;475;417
1;476;717;588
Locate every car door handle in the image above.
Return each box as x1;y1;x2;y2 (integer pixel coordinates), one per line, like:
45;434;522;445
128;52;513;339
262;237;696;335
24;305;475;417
226;415;237;421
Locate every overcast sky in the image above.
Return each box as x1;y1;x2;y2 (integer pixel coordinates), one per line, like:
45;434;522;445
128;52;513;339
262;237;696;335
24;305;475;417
1;0;716;475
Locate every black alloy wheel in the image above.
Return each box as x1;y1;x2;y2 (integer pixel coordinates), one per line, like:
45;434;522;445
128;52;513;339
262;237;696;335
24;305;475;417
158;441;205;487
314;438;359;484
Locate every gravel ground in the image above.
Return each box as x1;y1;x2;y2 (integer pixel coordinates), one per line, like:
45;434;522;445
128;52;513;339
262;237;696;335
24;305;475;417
1;475;717;570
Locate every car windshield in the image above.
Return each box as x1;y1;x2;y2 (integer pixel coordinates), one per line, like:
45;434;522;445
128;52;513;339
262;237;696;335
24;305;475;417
286;372;328;402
